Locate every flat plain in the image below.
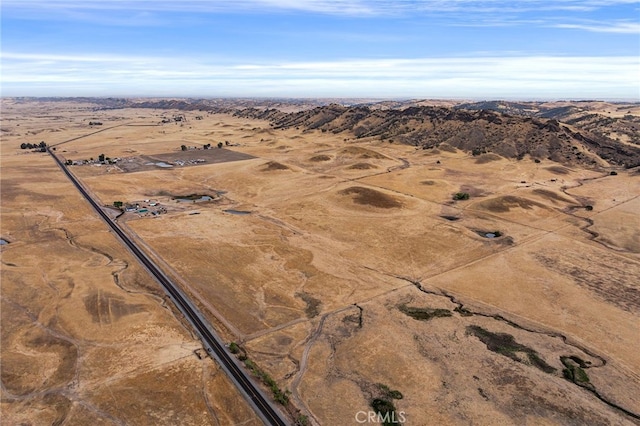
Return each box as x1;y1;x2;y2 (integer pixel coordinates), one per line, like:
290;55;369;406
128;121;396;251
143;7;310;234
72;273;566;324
1;98;639;425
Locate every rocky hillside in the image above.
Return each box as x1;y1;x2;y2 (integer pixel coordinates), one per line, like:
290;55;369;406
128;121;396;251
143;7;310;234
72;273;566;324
235;104;640;168
454;100;640;148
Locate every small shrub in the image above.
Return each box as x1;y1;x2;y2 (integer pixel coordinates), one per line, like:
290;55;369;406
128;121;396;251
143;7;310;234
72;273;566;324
453;192;470;200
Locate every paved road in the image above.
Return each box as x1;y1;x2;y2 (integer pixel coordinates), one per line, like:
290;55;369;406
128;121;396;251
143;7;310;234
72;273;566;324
48;149;289;426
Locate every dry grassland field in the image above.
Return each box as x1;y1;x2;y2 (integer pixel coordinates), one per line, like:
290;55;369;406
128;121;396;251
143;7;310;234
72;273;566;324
2;98;639;425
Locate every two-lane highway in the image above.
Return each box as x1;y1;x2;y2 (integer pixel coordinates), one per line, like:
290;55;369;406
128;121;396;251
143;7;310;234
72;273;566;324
48;148;289;426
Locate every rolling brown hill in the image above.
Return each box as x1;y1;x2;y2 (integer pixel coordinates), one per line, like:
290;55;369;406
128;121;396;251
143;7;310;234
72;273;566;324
234;104;640;168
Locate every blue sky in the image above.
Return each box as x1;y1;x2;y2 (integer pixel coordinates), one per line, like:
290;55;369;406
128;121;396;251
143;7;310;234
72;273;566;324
1;0;639;99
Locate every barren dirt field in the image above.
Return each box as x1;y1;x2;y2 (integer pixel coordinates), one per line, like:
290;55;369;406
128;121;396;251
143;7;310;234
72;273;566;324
2;99;639;425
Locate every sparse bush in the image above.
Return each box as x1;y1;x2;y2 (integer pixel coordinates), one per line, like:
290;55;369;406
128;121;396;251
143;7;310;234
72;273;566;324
453;192;470;200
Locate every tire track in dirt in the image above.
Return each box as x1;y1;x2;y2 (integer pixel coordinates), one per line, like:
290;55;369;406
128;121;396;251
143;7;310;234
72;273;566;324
288;306;353;426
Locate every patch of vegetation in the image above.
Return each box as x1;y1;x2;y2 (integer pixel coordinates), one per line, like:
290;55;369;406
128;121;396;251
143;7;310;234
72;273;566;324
339;186;402;208
244;359;290;405
453;306;474;317
561;356;592;388
348;162;377;169
309;154;331;162
229;342;291;405
377;383;403;400
296;292;321;318
264;161;290;170
369;384;404;426
528;352;557;374
228;341;247;360
467;326;555;374
399;304;452;321
477;195;547;213
453;192;470;200
228;342;240;354
421;180;436;186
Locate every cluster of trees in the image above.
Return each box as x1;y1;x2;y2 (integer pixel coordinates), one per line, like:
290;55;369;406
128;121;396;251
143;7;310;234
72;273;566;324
20;141;47;152
65;153;112;165
182;142;224;151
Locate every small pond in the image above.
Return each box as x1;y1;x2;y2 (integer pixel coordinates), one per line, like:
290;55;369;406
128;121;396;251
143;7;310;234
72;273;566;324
0;239;9;245
474;230;503;239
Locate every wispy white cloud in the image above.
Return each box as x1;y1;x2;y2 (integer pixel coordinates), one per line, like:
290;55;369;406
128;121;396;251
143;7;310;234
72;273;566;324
2;52;637;99
3;0;639;16
555;21;640;33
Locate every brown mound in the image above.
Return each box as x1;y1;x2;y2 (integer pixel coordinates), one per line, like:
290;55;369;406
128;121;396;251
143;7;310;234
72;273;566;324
264;161;290;171
309;155;332;162
546;166;571;175
339;186;402;208
348;163;378;170
474;153;502;164
532;189;575;204
340;146;388;159
476;195;549;213
460;185;490;197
